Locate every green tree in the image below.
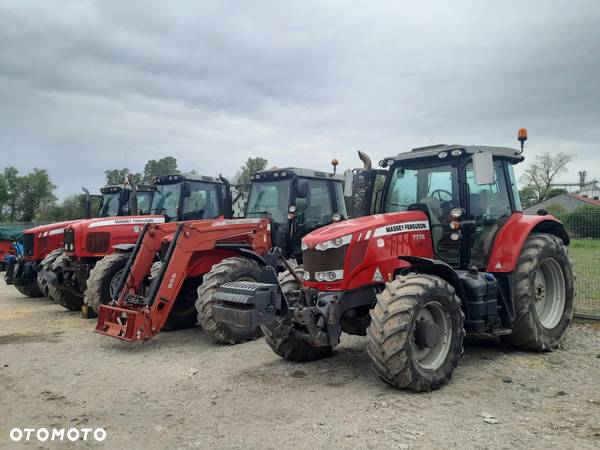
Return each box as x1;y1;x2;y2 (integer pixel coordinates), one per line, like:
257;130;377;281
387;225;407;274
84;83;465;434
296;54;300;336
520;152;575;205
233;157;268;189
104;168;141;185
3;167;21;221
0;172;8;219
143;156;178;182
37;194;93;222
17;169;56;222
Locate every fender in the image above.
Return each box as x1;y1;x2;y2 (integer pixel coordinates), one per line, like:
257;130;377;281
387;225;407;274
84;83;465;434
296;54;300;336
486;213;569;273
214;243;268;266
398;256;467;302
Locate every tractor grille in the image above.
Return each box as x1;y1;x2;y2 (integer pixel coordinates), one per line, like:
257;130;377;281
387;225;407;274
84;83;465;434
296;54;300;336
303;245;348;278
86;232;110;254
64;228;75;252
22;233;34;257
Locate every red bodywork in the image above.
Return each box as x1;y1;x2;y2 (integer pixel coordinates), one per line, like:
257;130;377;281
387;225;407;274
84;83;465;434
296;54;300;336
95;218;272;341
0;240;16;261
23;220;84;261
302;211;434;292
64;215;166;258
302;211;568;292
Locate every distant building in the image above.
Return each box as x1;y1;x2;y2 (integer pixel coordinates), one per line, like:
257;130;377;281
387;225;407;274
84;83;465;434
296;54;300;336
525;193;600;214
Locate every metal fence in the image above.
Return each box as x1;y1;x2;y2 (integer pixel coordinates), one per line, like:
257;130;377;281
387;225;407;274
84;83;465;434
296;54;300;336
555;208;600;319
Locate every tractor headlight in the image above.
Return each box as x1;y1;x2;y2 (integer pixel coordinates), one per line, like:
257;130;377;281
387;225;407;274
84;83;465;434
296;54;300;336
303;271;310;281
314;234;352;251
449;208;464;219
438;151;448;159
315;270;344;282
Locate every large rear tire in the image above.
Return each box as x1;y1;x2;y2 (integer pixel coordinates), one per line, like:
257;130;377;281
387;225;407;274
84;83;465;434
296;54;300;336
501;233;574;351
49;253;83;311
196;257;263;344
262;267;334;362
37;249;64;299
367;274;464;392
84;252;130;315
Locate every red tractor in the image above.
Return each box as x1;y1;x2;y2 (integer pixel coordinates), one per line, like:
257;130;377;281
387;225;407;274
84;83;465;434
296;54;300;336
47;173;231;313
212;130;575;391
94;166;348;343
4;183;149;299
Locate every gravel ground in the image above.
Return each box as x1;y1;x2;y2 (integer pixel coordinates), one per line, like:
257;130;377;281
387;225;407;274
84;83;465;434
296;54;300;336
0;280;599;449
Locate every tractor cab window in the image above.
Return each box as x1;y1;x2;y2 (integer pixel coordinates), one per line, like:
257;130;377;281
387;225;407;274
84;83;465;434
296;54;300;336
385;163;460;263
295;179;333;226
246;179;291;224
466;159;513;267
151;183;181;220
181;182;222;220
333;182;348;218
136;192;153;215
100;192;121;217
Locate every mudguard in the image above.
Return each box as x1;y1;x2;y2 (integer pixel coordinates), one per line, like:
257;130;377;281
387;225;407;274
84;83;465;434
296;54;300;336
486;213;569;273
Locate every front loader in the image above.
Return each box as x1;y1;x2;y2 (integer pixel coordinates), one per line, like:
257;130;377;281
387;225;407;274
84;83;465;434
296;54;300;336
212;129;575;391
94;165;349;343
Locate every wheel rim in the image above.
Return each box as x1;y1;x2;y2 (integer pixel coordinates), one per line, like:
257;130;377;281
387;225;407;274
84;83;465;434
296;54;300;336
109;268;125;299
534;257;565;329
412;301;452;370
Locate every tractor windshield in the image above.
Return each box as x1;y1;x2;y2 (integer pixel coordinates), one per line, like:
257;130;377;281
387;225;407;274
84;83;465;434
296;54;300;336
151;183;181;220
246;179;291;224
136;191;154;215
100;192;122;217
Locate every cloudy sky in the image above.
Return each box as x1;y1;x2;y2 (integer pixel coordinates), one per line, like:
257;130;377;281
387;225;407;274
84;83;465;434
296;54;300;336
1;0;599;198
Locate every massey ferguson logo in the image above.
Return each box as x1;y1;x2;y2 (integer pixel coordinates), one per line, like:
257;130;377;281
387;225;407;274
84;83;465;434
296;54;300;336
373;220;430;237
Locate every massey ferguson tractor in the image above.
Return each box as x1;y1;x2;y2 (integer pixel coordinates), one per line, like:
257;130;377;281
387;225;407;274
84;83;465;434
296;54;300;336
94;165;348;342
47;173;230;314
211;129;575;392
4;183;152;299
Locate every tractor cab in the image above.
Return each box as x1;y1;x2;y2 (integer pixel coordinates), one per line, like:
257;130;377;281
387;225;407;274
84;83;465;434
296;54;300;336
150;173;230;222
245;168;346;260
378;145;524;270
98;185;155;217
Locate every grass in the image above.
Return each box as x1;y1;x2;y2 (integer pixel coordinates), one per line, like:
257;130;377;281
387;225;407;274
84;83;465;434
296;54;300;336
569;239;600;316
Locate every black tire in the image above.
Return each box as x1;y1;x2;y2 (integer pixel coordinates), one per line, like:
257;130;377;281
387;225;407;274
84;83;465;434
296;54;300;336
262;267;334;362
196;257;263;344
501;233;575;351
15;282;44;298
37;249;64;299
367;274;465;392
84;252;130;314
49;253;83;311
148;262;199;331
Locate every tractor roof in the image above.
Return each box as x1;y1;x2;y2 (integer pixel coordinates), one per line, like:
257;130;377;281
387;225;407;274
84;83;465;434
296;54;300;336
153;173;223;185
381;145;524;167
252;167;344;182
101;184;154;193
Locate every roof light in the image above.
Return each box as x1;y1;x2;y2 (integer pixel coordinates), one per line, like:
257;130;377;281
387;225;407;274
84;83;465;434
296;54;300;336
451;149;463;156
273;172;279;177
438;151;448;159
450;208;463;219
280;171;287;177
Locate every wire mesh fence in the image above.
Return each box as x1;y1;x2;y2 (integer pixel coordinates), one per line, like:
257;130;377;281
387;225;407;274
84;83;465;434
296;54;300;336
555;207;600;319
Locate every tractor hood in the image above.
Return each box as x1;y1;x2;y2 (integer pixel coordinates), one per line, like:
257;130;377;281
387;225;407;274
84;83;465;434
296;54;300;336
24;219;84;237
302;211;431;248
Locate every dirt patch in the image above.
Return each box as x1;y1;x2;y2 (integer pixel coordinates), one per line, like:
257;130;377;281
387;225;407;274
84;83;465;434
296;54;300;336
0;331;65;345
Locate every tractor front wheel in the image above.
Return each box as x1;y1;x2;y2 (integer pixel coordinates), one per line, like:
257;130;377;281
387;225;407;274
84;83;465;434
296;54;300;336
367;274;464;392
196;257;263;344
15;282;44;298
262;267;334;362
502;233;574;351
84;252;130;315
48;253;83;311
37;249;64;299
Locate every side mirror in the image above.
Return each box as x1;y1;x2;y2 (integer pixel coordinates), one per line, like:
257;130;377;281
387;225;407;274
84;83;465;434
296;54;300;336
181;182;192;198
296;179;309;199
343;169;354;197
473;151;494;185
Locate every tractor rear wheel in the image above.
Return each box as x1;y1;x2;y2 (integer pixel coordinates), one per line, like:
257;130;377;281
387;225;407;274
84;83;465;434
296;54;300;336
15;282;44;298
148;262;199;331
196;257;263;344
48;253;83;311
501;233;574;351
262;267;334;362
367;274;464;392
37;249;64;299
84;252;130;315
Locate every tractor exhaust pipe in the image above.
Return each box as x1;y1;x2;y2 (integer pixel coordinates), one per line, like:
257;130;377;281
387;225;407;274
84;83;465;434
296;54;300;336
358;150;372;170
351;150;377;217
82;187;92;219
219;174;233;219
127;174;138;215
